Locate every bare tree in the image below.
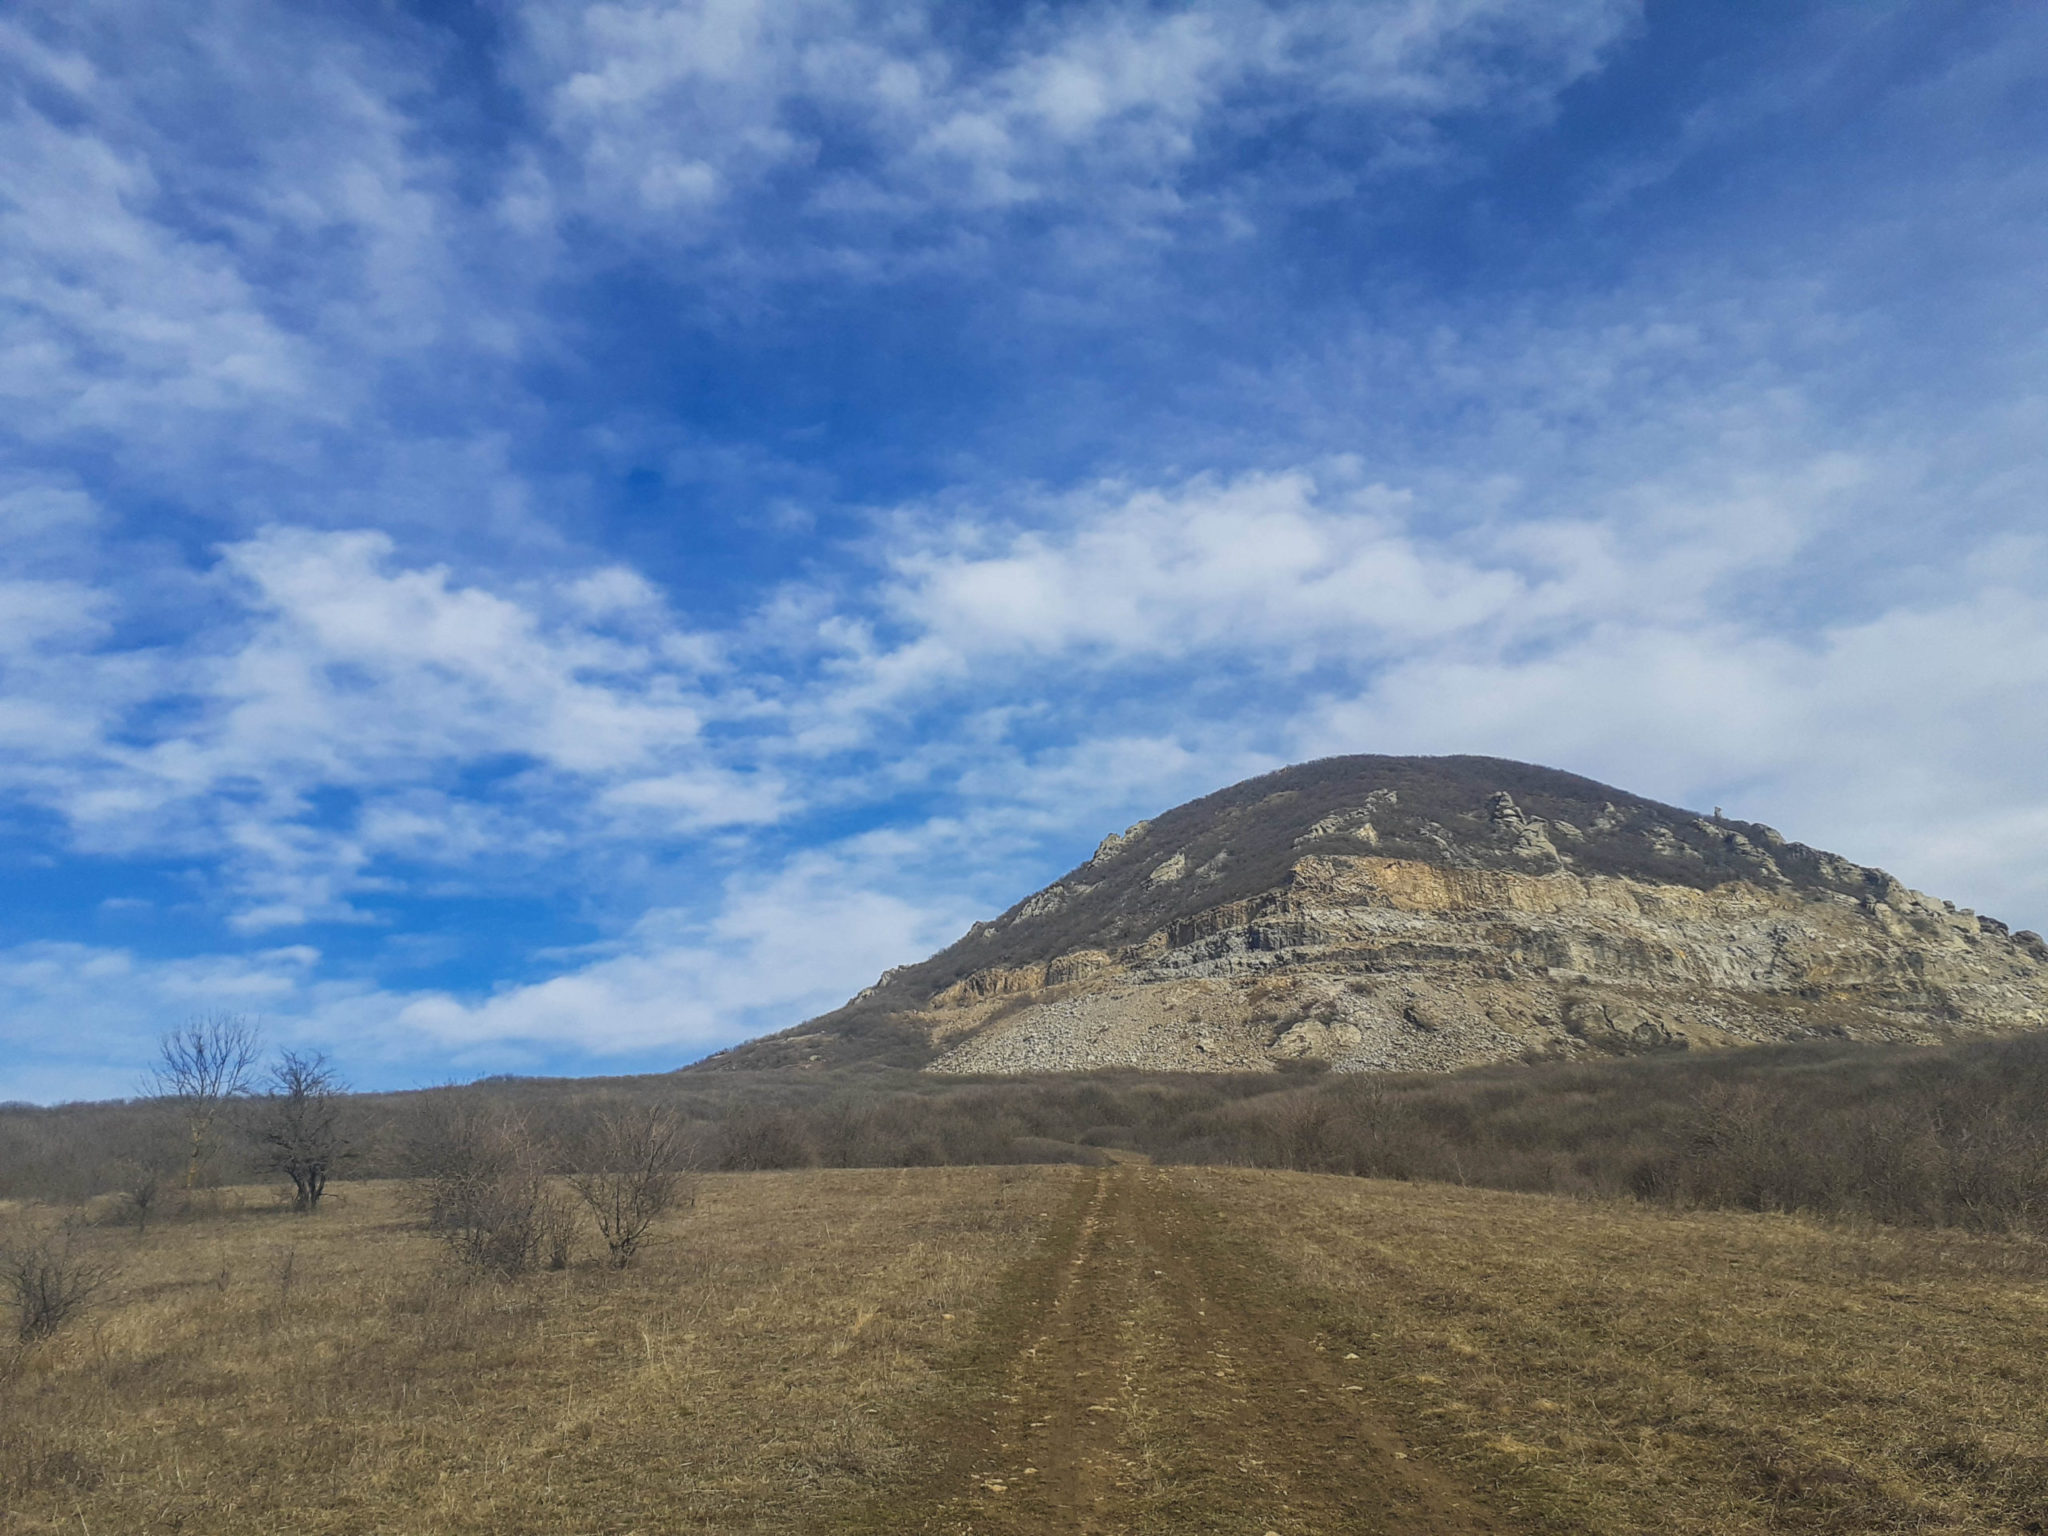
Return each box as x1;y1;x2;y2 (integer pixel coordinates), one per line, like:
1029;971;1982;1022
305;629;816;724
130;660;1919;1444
4;1220;116;1343
150;1014;261;1190
257;1050;351;1212
569;1105;694;1268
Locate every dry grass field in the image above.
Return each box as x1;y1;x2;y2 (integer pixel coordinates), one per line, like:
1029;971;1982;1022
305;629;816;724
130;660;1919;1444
6;1165;2047;1534
0;1169;1063;1535
1196;1168;2048;1535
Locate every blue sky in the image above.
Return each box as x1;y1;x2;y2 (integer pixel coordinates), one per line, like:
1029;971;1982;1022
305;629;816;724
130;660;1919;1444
4;0;2046;1102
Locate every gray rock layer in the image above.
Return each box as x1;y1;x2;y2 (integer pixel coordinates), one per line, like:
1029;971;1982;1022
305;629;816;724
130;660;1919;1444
922;853;2047;1074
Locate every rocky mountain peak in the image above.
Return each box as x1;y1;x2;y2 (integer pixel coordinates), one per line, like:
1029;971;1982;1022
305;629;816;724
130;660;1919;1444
1090;820;1153;865
695;754;2048;1076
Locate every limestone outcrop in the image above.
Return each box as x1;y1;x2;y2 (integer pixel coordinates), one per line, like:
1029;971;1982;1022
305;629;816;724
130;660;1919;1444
695;755;2048;1076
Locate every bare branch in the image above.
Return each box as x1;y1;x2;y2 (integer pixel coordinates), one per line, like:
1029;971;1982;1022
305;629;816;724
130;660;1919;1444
4;1220;117;1343
410;1100;574;1277
150;1014;262;1190
568;1105;694;1268
256;1050;352;1212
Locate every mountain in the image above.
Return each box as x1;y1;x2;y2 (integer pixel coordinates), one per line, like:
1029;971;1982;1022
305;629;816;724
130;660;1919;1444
695;755;2048;1075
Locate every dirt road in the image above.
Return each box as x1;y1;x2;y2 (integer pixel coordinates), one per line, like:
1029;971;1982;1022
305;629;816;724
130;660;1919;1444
839;1165;1508;1536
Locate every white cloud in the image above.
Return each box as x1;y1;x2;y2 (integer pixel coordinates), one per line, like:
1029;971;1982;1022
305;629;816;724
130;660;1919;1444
516;0;1639;246
0;525;756;923
0;850;969;1099
6;447;2046;1086
0;0;1648;536
1298;578;2048;925
386;849;961;1054
212;528;711;778
0;578;113;655
599;770;787;829
788;440;2048;927
887;472;1521;661
824;435;1871;710
0;101;321;443
0;939;322;1103
0;0;541;523
11;419;2036;938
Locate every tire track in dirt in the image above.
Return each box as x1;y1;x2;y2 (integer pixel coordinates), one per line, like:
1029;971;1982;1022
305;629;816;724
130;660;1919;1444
838;1166;1510;1535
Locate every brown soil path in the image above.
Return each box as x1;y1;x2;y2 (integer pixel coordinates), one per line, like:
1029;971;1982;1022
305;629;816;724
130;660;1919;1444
839;1165;1509;1535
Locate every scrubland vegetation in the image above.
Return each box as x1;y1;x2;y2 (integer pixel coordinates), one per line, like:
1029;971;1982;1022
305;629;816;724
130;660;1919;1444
14;1028;2043;1236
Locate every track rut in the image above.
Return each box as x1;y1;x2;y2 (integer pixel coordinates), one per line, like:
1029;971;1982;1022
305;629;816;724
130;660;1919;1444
839;1165;1509;1535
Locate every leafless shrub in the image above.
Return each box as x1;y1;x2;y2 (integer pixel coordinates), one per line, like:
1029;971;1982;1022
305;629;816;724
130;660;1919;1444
150;1014;260;1190
1932;1106;2048;1233
568;1106;695;1268
116;1158;167;1235
256;1050;351;1212
210;1236;234;1293
270;1245;298;1308
4;1222;116;1343
1680;1082;1795;1211
411;1102;572;1278
1278;1093;1345;1172
540;1201;576;1271
717;1108;819;1171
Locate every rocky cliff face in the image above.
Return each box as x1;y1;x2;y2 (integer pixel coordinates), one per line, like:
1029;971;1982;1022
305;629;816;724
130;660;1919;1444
697;755;2048;1075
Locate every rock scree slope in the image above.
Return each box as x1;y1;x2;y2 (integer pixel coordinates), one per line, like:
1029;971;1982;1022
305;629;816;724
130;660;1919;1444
698;755;2048;1076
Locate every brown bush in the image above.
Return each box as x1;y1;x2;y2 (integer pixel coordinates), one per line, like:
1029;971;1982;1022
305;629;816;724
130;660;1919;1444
567;1106;694;1268
409;1101;574;1278
4;1221;116;1343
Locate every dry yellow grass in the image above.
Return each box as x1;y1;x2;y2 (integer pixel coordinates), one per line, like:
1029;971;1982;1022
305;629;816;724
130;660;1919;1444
0;1169;1072;1535
1191;1167;2048;1534
10;1165;2048;1534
